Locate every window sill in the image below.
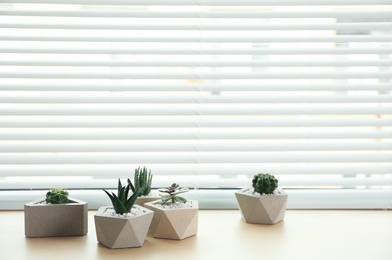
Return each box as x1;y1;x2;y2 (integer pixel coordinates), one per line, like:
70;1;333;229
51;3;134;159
1;210;391;259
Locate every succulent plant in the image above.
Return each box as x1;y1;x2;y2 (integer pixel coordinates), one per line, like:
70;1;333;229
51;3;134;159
158;183;189;204
46;188;69;204
133;166;153;196
252;173;278;195
103;179;143;214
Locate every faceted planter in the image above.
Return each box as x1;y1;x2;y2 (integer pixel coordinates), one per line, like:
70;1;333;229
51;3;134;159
94;205;154;249
135;192;160;206
144;200;198;240
235;188;288;225
24;198;88;238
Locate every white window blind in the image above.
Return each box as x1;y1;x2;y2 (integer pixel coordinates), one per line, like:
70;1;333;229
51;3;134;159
0;0;391;209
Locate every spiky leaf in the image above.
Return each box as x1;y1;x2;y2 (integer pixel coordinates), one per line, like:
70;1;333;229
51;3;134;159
133;166;153;196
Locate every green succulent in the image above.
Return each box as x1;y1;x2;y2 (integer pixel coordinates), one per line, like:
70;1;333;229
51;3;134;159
158;183;189;204
252;173;279;195
133;166;153;196
103;179;143;214
46;188;69;204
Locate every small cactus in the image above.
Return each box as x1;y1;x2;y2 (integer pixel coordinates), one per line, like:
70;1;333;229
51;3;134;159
46;188;69;204
252;173;278;195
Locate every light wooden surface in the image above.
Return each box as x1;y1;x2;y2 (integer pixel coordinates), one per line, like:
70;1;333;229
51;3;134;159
0;210;391;260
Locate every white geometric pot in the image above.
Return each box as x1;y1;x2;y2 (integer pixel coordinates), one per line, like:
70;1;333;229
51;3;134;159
144;200;198;240
235;188;288;225
94;205;154;249
135;192;161;207
24;197;88;238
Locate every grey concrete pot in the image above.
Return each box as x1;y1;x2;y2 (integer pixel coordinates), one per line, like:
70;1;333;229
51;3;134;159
94;205;154;249
24;197;88;238
144;200;198;240
235;188;288;225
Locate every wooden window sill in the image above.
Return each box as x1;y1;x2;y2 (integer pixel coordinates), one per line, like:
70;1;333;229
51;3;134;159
1;210;391;259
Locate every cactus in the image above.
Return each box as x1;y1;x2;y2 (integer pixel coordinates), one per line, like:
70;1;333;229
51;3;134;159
252;173;278;195
133;166;153;196
46;188;69;204
158;183;189;204
103;179;143;214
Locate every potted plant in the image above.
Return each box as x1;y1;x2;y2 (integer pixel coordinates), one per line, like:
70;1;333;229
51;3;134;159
94;179;154;249
132;166;159;206
235;173;288;225
24;188;88;237
144;183;198;240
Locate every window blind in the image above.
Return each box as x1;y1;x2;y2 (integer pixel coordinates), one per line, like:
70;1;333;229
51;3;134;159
0;0;391;209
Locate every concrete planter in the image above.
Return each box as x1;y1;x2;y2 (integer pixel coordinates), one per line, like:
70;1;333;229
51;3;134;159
24;198;88;238
135;192;160;206
94;205;154;249
144;200;198;240
235;188;288;225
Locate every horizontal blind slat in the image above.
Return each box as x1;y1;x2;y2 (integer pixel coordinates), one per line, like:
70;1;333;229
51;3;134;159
2;60;392;67
1;106;391;115
0;153;390;164
3;35;392;43
0;178;388;190
1;72;391;79
0;118;391;128
2;95;391;104
0;164;390;176
2;0;392;6
2;47;390;55
0;83;390;92
1;10;391;19
2;141;391;152
3;22;392;31
1;129;391;139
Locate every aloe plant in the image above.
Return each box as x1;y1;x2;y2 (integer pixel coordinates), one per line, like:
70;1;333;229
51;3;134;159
158;183;189;204
46;188;69;204
133;166;153;196
103;179;143;214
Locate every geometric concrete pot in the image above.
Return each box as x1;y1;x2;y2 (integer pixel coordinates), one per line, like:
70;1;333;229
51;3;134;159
135;192;161;207
24;197;88;238
235;188;288;225
144;200;198;240
94;205;154;249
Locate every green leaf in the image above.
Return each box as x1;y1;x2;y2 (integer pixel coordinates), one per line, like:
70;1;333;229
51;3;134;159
160;195;171;201
114;201;127;214
128;178;135;193
125;182;130;199
119;186;126;203
125;188;141;212
117;179;122;194
172;189;189;196
102;189;116;209
174;196;187;203
158;195;172;204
